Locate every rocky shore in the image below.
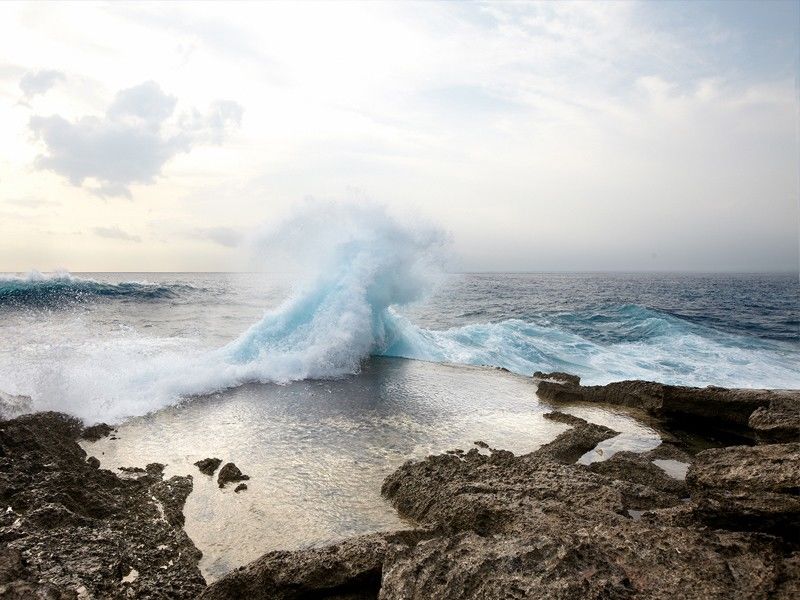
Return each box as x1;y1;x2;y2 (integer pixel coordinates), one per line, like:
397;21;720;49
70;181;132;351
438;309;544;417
1;374;798;599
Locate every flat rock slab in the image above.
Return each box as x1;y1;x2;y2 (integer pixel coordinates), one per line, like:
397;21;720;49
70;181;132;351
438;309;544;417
687;442;800;538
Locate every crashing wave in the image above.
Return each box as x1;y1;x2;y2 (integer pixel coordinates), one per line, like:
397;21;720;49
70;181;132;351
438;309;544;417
0;271;195;307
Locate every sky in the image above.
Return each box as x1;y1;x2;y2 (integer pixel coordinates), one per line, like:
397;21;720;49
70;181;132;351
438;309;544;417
0;0;797;273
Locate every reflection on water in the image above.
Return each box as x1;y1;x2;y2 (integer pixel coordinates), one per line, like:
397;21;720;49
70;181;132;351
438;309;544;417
82;357;660;580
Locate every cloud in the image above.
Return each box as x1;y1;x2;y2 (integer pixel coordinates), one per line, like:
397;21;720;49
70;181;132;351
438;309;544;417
4;197;60;209
19;69;65;99
189;226;243;247
93;226;142;242
29;81;243;198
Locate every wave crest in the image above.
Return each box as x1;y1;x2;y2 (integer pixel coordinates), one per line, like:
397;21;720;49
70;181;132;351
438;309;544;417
0;271;194;307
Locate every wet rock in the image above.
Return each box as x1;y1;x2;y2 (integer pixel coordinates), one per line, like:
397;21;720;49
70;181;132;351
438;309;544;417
534;418;618;464
200;531;428;600
0;412;205;599
86;456;100;469
80;423;114;442
542;410;589;427
218;462;250;488
234;484;247;493
686;442;800;538
194;457;222;476
532;371;581;386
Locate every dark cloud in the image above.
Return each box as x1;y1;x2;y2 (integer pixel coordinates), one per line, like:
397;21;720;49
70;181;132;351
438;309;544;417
29;81;243;198
19;69;65;99
93;226;142;242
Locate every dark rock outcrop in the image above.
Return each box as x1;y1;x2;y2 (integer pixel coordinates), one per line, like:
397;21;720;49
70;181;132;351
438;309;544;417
200;531;429;600
535;372;800;439
234;483;247;493
218;462;249;488
537;412;618;463
0;412;205;599
80;422;114;442
532;371;581;386
195;457;223;476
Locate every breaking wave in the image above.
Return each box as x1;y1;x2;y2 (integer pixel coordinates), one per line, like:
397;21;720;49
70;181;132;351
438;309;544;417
0;271;194;307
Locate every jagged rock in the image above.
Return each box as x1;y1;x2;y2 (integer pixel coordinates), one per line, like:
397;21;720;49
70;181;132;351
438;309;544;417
80;423;114;442
686;442;800;538
194;457;223;476
200;531;428;600
532;371;581;386
218;462;249;488
0;412;205;599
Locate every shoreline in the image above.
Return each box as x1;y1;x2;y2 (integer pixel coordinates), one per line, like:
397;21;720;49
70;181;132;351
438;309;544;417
1;374;798;598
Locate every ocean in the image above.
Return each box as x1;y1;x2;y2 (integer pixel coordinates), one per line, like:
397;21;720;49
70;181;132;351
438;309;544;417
0;268;798;577
0;270;798;422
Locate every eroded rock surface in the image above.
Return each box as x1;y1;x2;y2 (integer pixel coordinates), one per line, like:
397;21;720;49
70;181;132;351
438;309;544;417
0;412;205;599
686;442;800;538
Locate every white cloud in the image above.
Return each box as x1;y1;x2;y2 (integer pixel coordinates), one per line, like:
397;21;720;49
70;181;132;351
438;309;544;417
28;81;243;198
19;69;65;100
